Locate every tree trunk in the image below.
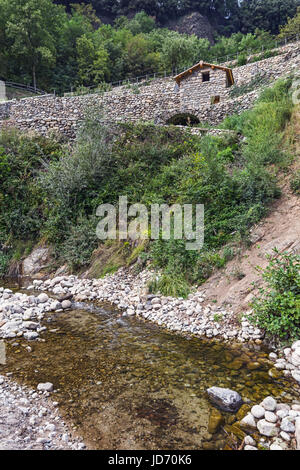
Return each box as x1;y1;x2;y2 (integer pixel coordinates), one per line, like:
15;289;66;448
32;64;36;91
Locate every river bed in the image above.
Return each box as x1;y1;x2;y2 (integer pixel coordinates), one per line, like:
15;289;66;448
0;282;299;450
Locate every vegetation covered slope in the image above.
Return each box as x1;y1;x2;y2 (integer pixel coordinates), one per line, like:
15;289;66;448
0;79;296;293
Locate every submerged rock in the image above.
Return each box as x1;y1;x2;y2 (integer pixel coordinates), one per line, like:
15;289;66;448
207;386;243;413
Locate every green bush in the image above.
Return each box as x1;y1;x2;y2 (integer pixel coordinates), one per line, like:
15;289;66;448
290;171;300;195
237;54;247;66
0;253;11;278
249;250;300;341
0;128;62;244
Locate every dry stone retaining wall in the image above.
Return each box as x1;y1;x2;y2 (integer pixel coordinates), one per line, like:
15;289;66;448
0;40;300;138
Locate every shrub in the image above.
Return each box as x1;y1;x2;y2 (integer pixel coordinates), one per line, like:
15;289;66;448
249;250;300;341
57;215;98;270
290;171;300;195
237;54;247;66
0;253;11;278
148;273;190;298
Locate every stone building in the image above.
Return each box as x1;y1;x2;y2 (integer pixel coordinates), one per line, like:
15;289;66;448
174;61;234;109
0;81;7;102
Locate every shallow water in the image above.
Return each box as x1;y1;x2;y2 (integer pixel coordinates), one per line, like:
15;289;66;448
1;286;299;450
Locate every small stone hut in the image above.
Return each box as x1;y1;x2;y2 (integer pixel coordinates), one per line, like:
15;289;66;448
174;61;234;107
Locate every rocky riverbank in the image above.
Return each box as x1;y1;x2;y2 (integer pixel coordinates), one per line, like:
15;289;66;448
0;287;73;340
0;375;85;450
27;268;264;343
1;268;300;451
207;388;300;450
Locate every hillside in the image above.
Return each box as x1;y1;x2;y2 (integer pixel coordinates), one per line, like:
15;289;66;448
1;0;300;94
1;0;300;454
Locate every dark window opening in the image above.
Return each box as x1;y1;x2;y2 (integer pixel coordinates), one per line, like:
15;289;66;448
211;95;220;104
166;113;200;127
202;72;210;82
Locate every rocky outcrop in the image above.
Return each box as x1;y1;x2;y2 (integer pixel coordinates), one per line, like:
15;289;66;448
166;12;216;44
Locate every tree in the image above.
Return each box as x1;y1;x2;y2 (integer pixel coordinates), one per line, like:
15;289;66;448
76;33;110;85
239;0;300;35
278;7;300;38
161;33;209;72
1;0;66;89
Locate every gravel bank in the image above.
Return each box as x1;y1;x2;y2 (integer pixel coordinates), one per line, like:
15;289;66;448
28;268;264;343
0;375;85;450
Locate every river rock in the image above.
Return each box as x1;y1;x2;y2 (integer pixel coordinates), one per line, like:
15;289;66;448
22;321;39;330
61;300;72;309
207;387;243;413
208;408;223;434
251;405;265;419
280;431;291;442
23;331;39;340
270;444;283;450
280;417;295;433
37;382;54;392
295;418;300;450
261;396;277;412
244;445;257;450
37;293;49;304
244;435;256;446
265;411;277;423
240;413;256;429
291;340;300;351
257;419;279;437
291;370;300;383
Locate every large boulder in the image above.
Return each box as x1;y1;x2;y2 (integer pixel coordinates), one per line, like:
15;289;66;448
23;247;51;276
207;386;243;413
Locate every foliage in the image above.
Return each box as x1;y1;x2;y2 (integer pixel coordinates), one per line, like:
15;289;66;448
278;6;300;38
0;79;294;291
249;250;300;341
290;170;300;195
0;0;297;93
0;128;62;244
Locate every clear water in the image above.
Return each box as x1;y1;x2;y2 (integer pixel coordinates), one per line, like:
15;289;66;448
1;286;299;450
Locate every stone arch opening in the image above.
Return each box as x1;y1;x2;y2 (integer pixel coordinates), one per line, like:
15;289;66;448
166;113;200;126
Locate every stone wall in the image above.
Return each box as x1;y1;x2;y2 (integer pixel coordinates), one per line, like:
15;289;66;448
1;40;300;138
0;101;11;120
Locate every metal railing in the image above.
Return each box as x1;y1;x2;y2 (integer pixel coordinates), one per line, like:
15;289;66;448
2;80;47;98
